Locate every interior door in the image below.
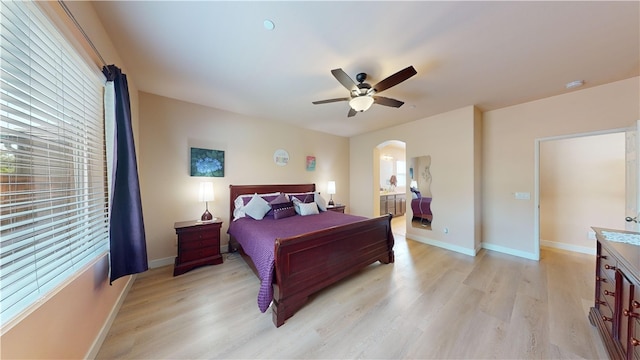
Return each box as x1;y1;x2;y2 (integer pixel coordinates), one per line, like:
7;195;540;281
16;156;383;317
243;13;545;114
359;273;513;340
625;120;640;231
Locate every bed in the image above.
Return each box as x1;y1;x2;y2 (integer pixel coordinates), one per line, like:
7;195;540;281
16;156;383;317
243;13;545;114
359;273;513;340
227;184;395;327
410;188;432;223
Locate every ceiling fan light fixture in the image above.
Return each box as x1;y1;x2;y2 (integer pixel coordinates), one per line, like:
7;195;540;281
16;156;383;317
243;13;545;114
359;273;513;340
349;96;374;112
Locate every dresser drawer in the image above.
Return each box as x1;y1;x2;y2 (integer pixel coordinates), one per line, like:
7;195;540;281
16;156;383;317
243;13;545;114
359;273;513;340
180;247;218;263
180;235;217;251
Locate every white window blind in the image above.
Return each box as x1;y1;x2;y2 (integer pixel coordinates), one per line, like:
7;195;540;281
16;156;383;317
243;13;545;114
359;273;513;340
0;1;108;327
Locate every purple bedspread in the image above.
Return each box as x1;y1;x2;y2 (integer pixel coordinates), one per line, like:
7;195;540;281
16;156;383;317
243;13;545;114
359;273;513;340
227;211;367;312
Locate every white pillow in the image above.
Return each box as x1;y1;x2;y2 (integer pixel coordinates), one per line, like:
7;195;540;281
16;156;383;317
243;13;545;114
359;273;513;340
315;192;327;212
243;194;271;220
298;201;320;216
233;192;280;221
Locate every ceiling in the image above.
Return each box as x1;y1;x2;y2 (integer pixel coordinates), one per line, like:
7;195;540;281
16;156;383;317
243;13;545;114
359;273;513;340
89;1;639;137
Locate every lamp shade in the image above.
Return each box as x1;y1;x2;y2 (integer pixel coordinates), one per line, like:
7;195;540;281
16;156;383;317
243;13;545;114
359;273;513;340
199;182;215;202
327;181;336;195
349;96;374;112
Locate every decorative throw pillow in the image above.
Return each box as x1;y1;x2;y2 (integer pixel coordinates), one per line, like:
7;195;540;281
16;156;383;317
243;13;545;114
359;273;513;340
298;201;320;216
243;193;271;220
288;192;315;203
272;201;296;220
314;192;327;212
233;192;280;221
265;193;288;217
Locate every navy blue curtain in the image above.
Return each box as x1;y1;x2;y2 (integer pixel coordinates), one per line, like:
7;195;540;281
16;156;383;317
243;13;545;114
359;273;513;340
103;65;148;284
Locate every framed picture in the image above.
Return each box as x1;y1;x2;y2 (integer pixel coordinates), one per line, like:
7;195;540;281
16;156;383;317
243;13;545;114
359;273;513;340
306;156;316;171
190;147;224;177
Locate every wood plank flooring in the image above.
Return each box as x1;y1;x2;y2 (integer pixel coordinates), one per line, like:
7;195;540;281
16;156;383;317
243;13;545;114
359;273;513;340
96;216;608;359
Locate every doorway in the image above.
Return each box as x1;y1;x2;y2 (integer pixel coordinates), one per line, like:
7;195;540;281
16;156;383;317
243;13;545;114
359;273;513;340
536;130;625;256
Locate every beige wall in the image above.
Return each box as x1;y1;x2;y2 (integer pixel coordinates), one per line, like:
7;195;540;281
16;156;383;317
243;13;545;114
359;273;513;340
138;92;350;265
483;77;639;258
540;132;625;253
1;2;139;359
351;106;482;255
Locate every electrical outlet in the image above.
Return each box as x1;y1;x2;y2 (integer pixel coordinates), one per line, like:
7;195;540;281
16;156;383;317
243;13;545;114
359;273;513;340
514;192;531;200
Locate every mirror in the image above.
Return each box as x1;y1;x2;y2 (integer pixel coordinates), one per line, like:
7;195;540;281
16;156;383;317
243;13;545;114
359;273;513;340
409;155;433;229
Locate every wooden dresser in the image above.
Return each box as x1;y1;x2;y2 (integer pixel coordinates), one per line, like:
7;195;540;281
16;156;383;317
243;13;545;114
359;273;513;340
591;227;640;360
173;219;223;276
380;193;406;217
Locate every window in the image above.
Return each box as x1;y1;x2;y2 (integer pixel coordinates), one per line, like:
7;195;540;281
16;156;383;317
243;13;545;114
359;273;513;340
0;1;108;327
396;160;406;188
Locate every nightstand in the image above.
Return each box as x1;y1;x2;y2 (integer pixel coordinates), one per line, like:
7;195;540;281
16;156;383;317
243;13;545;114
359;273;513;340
173;219;223;276
326;204;345;213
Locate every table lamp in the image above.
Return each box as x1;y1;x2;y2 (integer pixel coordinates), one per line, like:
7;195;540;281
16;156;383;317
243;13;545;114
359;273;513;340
327;181;336;206
199;182;214;221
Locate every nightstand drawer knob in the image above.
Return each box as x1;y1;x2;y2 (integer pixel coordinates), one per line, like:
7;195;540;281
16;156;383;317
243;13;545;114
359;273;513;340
604;264;616;271
596;276;607;282
604;290;615;297
602;315;613;322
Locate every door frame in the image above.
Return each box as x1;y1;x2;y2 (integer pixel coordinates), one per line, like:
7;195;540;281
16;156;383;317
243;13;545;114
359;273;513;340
534;127;627;259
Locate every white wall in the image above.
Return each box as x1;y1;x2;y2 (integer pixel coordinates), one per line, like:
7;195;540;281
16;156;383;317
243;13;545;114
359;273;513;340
138;92;350;265
483;77;639;258
350;106;482;256
540;132;625;253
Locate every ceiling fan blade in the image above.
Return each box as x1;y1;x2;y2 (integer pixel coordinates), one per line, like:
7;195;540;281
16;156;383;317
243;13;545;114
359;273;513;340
331;68;357;91
312;97;350;105
373;96;404;108
372;66;417;93
348;108;357;117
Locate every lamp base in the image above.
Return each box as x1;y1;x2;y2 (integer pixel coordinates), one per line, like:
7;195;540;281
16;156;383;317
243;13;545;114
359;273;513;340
201;209;213;221
328;199;335;206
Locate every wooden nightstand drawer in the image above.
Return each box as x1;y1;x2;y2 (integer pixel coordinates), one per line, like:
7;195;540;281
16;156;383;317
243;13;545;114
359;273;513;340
174;219;223;276
326;204;345;213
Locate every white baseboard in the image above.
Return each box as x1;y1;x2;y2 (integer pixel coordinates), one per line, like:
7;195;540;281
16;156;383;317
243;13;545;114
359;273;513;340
540;239;596;255
85;274;135;359
148;256;174;269
481;242;539;260
406;234;478;256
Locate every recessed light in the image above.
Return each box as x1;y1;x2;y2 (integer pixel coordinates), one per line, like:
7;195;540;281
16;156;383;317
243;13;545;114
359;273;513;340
263;19;275;31
566;80;584;89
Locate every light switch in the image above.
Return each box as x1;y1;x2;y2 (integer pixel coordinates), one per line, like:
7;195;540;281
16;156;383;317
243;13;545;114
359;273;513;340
515;192;530;200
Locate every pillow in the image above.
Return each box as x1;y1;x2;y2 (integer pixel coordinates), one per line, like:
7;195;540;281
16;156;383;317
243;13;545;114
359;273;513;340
272;201;296;220
314;192;327;212
266;193;289;217
287;192;315;203
243;194;271;220
233;192;281;220
298;201;320;216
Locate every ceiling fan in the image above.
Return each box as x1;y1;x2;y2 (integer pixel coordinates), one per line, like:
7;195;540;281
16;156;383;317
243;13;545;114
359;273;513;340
312;66;417;117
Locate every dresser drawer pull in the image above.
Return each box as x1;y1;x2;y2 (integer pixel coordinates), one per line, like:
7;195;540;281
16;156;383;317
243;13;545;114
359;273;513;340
604;290;615;297
604;264;616;271
633;338;640;347
633;300;640;309
602;315;613;322
598;254;608;260
595;276;607;282
596;300;606;305
623;309;639;317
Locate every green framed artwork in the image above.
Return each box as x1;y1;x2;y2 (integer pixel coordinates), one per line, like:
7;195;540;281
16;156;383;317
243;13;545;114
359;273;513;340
190;147;224;177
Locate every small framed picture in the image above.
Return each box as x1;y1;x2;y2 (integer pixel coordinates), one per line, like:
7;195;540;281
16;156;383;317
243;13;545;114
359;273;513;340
190;147;224;177
306;156;316;171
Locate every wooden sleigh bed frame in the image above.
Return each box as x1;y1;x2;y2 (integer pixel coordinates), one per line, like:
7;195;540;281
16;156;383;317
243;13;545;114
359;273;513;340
228;184;395;327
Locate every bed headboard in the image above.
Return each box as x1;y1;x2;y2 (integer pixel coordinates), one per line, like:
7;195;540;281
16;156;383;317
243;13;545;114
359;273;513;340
229;184;316;219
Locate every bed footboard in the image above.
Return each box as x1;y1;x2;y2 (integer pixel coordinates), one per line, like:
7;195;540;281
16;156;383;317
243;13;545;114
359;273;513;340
271;214;394;327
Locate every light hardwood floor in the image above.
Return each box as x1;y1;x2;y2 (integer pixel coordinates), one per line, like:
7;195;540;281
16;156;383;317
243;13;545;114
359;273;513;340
96;216;608;359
